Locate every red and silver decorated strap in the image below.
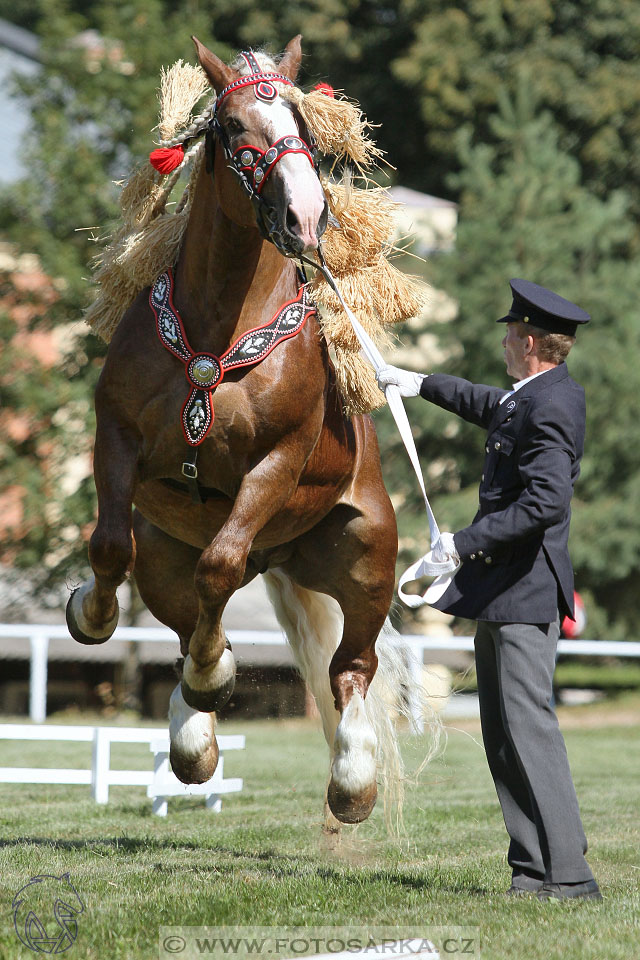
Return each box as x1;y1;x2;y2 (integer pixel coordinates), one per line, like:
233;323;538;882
215;73;294;110
150;270;193;363
221;286;314;370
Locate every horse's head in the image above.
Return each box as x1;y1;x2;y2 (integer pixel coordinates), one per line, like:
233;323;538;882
193;36;328;256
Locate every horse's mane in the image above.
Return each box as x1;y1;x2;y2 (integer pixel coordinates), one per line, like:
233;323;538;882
83;52;426;415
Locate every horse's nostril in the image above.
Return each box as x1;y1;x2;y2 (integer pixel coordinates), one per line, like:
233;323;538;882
286;206;299;234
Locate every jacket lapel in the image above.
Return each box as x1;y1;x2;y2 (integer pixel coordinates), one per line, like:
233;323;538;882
488;363;569;434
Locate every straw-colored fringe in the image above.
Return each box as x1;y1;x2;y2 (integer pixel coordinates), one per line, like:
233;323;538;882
86;147;204;342
84;56;426;416
322;182;396;272
157;60;210;142
85;58;209;342
282;86;383;171
331;348;386;417
314;258;426;324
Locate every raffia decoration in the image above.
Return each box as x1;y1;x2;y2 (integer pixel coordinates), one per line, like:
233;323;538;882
331;347;386;417
85;149;203;342
156;60;209;142
322;182;396;272
84;59;210;342
282;86;383;171
84;54;427;417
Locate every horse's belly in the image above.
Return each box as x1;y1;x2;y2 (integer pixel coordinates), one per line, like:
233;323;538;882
133;478;345;552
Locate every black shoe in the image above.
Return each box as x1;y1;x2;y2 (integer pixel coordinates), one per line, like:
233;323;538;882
537;879;602;901
506;871;544;896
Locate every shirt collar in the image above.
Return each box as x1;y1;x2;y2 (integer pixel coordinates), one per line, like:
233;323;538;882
499;369;548;404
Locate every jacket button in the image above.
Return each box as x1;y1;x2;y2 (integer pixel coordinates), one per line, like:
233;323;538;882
477;550;484;557
494;441;501;450
485;556;493;564
481;474;485;482
485;445;490;453
470;553;476;560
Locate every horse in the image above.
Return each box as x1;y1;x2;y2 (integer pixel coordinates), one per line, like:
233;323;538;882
66;35;402;825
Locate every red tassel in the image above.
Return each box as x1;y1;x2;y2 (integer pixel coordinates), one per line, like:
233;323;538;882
149;145;184;174
313;82;335;98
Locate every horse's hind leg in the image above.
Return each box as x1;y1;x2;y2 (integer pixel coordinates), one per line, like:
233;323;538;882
132;511;219;784
66;413;139;645
276;479;397;824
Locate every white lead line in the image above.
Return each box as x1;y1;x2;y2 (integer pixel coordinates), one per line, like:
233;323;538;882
307;256;460;607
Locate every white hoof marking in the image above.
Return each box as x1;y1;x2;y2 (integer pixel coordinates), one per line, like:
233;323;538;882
331;692;377;798
71;578;118;639
183;648;236;693
169;684;215;761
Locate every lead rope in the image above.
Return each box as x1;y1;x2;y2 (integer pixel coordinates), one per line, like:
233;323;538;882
301;253;461;608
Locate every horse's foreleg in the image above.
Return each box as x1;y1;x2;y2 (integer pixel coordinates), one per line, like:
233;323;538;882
132;512;219;784
66;416;139;645
182;453;304;712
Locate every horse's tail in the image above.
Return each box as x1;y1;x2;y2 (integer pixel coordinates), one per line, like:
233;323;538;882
262;569;442;832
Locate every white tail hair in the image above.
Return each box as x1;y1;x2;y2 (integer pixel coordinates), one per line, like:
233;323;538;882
262;569;442;832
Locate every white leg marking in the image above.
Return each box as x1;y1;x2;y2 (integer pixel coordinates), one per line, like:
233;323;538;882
169;683;215;761
182;647;236;692
71;577;119;638
331;692;378;798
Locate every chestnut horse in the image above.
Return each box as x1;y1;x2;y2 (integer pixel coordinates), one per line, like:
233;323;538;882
67;36;399;824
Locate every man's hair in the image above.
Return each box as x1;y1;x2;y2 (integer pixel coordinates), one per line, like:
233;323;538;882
516;322;575;364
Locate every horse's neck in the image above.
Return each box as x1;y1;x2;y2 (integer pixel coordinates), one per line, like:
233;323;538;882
173;163;296;350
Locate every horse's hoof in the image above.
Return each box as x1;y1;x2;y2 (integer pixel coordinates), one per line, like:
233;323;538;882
170;739;219;785
181;649;236;713
65;581;119;646
327;779;377;824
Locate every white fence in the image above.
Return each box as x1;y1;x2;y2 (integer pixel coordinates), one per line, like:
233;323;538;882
0;723;244;815
1;623;639;726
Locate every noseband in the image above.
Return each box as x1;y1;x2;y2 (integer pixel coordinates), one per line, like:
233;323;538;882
208;53;323;255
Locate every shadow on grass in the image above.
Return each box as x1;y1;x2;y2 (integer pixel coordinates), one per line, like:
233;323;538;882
0;837;488;894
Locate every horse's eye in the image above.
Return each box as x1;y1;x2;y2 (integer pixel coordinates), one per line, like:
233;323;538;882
225;117;244;136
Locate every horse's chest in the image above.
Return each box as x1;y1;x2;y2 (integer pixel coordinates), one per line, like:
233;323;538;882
138;376;258;472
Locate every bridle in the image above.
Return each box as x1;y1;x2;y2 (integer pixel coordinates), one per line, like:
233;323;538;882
206;52;328;256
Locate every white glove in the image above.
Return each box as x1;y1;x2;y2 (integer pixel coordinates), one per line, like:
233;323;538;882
376;364;425;398
432;532;459;563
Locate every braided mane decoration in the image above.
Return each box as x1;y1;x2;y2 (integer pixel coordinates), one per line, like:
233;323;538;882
83;51;426;416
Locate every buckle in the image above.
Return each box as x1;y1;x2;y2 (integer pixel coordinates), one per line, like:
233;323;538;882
182;461;198;480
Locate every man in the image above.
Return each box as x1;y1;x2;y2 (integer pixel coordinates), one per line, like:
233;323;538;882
377;278;601;901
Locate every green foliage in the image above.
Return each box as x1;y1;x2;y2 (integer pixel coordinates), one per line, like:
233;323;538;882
395;0;640;202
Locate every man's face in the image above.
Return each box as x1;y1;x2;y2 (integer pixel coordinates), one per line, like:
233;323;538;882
502;322;530;380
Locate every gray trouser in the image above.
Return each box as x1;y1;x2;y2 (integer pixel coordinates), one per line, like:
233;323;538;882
474;619;593;883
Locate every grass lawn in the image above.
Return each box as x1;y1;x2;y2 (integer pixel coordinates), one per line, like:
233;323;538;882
0;696;638;960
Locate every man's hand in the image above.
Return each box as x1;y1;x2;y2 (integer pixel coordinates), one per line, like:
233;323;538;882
432;532;460;563
376;364;425;398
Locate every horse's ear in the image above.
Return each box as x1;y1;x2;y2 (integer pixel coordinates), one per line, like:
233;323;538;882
278;35;303;82
192;36;235;92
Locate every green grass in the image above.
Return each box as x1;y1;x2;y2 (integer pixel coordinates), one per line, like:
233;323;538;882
0;705;638;960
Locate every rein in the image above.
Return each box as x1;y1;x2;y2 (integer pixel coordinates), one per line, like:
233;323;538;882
300;251;461;607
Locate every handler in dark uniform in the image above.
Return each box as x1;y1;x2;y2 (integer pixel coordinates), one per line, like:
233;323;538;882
377;279;601;901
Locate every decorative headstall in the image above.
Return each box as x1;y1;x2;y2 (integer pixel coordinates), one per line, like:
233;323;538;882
149;51;327;254
207;54;321;253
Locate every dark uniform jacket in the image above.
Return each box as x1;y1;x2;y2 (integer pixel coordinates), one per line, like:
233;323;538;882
419;362;585;623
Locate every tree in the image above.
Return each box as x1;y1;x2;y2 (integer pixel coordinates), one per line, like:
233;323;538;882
394;0;640;206
378;78;640;638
